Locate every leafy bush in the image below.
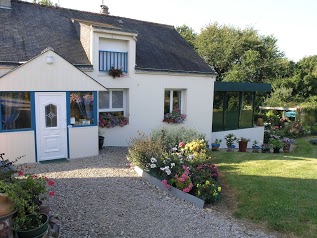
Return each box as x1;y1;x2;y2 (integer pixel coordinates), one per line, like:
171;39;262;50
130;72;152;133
151;127;205;151
127;132;164;169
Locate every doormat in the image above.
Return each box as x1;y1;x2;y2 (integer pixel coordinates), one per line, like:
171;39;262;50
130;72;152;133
39;158;69;164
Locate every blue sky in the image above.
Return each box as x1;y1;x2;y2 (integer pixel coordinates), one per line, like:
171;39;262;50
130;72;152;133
29;0;317;62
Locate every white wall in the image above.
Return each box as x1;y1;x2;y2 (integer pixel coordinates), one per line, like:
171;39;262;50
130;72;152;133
68;126;98;159
97;72;216;146
0;66;14;77
0;131;36;164
211;127;265;148
0;50;105;91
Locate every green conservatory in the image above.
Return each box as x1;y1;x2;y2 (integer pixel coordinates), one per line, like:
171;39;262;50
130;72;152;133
212;82;271;132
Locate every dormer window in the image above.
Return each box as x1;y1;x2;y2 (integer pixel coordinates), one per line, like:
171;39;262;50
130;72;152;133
99;51;128;73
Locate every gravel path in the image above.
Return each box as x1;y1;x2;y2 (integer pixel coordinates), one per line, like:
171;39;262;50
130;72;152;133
27;147;281;238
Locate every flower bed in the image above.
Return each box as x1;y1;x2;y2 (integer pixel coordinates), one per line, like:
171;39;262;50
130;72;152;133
128;129;221;207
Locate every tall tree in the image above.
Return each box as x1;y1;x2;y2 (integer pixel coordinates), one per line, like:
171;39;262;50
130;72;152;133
176;25;197;49
195;23;286;82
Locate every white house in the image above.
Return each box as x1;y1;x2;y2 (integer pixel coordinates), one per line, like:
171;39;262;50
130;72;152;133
0;0;220;163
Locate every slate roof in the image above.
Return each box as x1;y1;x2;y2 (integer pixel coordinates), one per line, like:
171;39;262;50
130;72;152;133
0;0;216;74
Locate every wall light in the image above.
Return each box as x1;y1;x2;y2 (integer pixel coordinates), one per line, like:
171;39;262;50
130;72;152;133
46;55;54;64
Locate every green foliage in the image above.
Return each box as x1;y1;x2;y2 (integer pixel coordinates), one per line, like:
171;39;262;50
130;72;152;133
32;0;55;6
151;127;205;151
127;132;164;169
195;23;285;82
176;24;197;48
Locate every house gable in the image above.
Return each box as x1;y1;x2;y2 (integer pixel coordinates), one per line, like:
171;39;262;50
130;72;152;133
0;49;106;91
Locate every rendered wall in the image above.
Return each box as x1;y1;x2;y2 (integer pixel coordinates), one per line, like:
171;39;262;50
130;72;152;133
68;126;98;159
211;127;265;148
0;131;36;164
96;72;216;146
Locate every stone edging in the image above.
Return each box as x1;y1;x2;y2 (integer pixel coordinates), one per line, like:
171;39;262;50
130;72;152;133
134;166;205;209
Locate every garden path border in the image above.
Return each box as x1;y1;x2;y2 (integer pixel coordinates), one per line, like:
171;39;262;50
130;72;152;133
134;166;205;209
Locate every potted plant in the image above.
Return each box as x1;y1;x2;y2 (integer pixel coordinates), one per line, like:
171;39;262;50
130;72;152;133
99;113;129;128
269;136;283;153
224;133;236;152
0;162;54;238
211;139;222;151
282;137;295;153
261;143;271;153
237;137;250;152
163;109;186;123
252;140;261;153
108;66;124;78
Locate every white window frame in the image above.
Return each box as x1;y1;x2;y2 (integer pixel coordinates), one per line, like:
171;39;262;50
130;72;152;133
165;89;186;114
99;89;127;116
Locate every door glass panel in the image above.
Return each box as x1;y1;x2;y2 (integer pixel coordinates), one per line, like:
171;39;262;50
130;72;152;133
45;104;57;127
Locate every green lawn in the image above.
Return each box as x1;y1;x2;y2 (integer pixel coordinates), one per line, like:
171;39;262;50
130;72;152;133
210;137;317;238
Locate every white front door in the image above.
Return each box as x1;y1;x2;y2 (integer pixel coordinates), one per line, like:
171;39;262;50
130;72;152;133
35;92;67;161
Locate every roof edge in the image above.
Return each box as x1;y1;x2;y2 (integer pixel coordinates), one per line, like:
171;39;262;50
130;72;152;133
135;67;217;75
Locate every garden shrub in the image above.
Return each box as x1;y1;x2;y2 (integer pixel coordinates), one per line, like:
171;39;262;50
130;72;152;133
127;132;164;169
151;127;205;151
128;129;221;204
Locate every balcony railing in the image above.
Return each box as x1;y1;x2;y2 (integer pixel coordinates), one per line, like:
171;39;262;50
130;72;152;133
99;51;128;73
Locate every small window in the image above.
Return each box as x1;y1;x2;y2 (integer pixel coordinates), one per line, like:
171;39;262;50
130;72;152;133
70;92;95;126
0;92;31;130
99;90;126;115
99;51;128;73
99;90;128;128
164;90;183;114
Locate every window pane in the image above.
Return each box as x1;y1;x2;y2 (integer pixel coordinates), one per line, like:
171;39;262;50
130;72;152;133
1;92;31;130
172;91;181;111
212;92;224;131
45;104;57;127
225;92;239;130
70;92;95;125
99;91;109;109
164;90;170;114
240;92;253;128
112;91;123;108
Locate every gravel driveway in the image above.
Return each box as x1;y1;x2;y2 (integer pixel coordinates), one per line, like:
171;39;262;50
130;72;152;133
28;147;281;238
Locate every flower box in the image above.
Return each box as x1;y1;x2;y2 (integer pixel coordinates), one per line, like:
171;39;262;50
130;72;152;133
134;166;204;209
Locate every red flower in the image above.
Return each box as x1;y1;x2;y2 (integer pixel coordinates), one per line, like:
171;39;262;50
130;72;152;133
48;180;55;186
18;170;24;176
49;191;55;196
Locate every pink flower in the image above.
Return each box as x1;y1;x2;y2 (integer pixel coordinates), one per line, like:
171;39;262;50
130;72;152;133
18;170;24;176
161;179;171;189
179;142;185;147
183;187;190;193
48;180;55;186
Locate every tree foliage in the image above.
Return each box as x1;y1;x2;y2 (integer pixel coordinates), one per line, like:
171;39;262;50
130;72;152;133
177;22;317;108
195;23;286;82
32;0;55;6
176;25;197;48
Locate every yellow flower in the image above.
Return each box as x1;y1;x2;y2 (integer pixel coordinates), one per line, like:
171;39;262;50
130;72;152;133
206;180;210;185
218;187;222;192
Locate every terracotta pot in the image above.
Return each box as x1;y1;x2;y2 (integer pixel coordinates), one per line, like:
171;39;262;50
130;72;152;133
238;141;248;152
0;194;14;217
257;118;264;126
